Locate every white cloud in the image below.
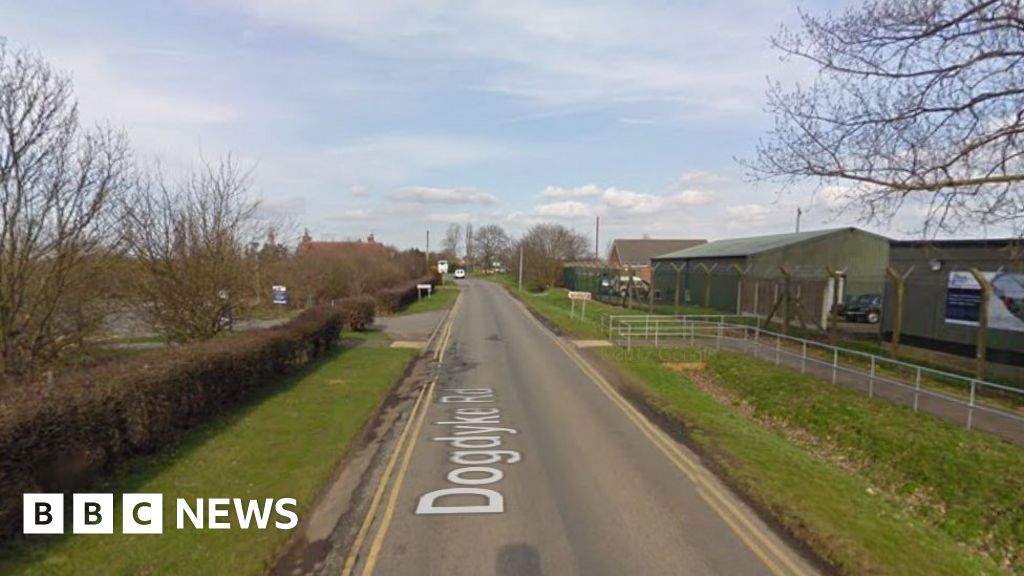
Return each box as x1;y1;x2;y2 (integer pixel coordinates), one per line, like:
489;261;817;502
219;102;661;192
329;208;375;221
211;0;801;118
390;186;497;205
538;184;605;200
350;184;370;197
535;200;595;218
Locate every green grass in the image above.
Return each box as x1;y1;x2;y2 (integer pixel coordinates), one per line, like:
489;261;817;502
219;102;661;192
0;343;417;576
395;285;459;316
610;348;1022;574
496;277;1020;575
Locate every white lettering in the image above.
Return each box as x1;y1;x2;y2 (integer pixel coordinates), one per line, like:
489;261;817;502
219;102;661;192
176;498;203;529
450;450;522;465
274;498;299;529
233;498;273;529
452;425;517;436
208;498;231;529
432;435;502;449
416;488;504;514
447;467;503;486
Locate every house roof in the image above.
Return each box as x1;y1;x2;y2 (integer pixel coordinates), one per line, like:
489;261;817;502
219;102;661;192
653;227;880;260
610;239;706;266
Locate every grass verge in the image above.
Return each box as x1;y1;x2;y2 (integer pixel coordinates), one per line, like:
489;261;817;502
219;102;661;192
395;284;459;316
491;276;1021;575
0;343;417;575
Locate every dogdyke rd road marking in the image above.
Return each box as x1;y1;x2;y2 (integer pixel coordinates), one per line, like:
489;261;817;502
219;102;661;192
416;387;521;515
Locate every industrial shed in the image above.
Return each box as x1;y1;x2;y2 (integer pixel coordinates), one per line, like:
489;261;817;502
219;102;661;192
883;239;1024;369
651;227;890;327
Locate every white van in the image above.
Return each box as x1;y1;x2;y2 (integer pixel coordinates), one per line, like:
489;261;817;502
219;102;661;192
454;268;466;279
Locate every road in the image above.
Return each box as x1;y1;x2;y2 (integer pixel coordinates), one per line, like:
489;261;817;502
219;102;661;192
343;279;820;576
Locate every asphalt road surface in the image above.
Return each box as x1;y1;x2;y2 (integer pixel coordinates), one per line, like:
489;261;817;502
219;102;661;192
344;279;820;576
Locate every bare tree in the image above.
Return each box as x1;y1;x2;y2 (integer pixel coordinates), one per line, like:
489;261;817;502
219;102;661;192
0;40;132;376
516;223;589;290
123;157;259;341
747;0;1024;235
465;223;474;271
442;223;462;260
475;224;511;271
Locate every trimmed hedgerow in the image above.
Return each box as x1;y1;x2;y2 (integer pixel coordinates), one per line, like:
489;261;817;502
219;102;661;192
374;275;436;315
0;307;342;539
336;295;376;331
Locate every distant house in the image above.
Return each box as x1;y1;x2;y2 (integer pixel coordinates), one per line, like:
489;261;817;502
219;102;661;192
608;238;706;283
297;233;389;258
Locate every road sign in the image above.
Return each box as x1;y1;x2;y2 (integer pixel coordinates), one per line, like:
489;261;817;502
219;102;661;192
272;285;288;305
416;283;433;301
568;291;592;320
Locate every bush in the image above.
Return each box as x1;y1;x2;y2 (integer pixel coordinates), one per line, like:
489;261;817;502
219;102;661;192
0;307;343;540
374;275;436;315
336;296;376;331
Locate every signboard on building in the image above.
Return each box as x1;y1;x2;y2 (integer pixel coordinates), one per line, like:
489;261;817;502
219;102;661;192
945;271;1024;332
272;285;288;305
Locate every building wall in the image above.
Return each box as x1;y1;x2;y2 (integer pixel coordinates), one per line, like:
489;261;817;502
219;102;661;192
652;229;889;323
882;243;1024;366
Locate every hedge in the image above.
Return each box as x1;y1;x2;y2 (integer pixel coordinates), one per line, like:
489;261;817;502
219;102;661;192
0;307;343;540
336;295;375;331
374;275;437;315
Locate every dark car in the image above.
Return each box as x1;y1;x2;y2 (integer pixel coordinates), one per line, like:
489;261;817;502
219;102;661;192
841;293;882;324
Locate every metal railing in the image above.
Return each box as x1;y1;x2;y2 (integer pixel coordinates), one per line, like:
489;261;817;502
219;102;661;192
600;313;1024;445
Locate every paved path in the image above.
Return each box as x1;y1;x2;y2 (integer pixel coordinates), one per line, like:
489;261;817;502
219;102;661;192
339;279;819;576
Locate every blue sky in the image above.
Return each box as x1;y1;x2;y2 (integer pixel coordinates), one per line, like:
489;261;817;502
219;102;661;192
1;0;944;253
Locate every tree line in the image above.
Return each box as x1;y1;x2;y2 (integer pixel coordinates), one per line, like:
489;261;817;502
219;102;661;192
0;40;430;380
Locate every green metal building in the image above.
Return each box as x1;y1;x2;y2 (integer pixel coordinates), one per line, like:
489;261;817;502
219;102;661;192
651;228;890;327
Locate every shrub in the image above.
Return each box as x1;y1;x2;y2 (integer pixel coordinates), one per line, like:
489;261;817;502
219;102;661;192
336;296;376;331
0;307;342;540
375;275;436;315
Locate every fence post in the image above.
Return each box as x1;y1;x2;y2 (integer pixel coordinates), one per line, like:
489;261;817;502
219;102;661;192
801;341;807;373
775;333;781;365
716;322;722;350
869;356;876;397
832;348;838;384
654;319;660;347
914;367;921;412
753;326;760;359
645;315;650;339
967;380;977;430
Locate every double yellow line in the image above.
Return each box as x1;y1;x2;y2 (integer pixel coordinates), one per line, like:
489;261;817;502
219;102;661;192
526;307;810;576
341;299;460;576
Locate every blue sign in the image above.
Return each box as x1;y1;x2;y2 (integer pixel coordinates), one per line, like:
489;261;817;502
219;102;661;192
272;285;288;305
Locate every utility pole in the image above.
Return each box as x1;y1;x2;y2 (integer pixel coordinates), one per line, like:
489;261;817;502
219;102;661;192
425;230;430;270
595;216;600;261
518;243;524;291
796;207;802;233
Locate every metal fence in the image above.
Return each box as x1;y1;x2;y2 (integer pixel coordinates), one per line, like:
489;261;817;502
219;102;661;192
600;314;1024;446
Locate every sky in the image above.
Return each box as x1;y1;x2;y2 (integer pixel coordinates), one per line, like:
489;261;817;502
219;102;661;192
1;0;965;254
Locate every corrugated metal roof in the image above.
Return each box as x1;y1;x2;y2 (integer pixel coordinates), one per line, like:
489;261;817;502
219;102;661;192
611;238;706;266
653;228;862;260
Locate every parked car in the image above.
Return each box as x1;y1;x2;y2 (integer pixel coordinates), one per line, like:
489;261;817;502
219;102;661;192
454;268;466;279
841;293;882;323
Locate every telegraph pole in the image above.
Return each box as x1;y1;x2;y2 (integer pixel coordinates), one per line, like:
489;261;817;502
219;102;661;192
425;230;430;270
518;243;524;291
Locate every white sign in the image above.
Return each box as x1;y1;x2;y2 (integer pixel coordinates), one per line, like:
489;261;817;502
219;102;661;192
568;291;592;301
945;270;1024;333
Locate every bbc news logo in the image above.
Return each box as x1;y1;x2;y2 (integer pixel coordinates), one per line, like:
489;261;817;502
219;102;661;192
23;494;298;534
